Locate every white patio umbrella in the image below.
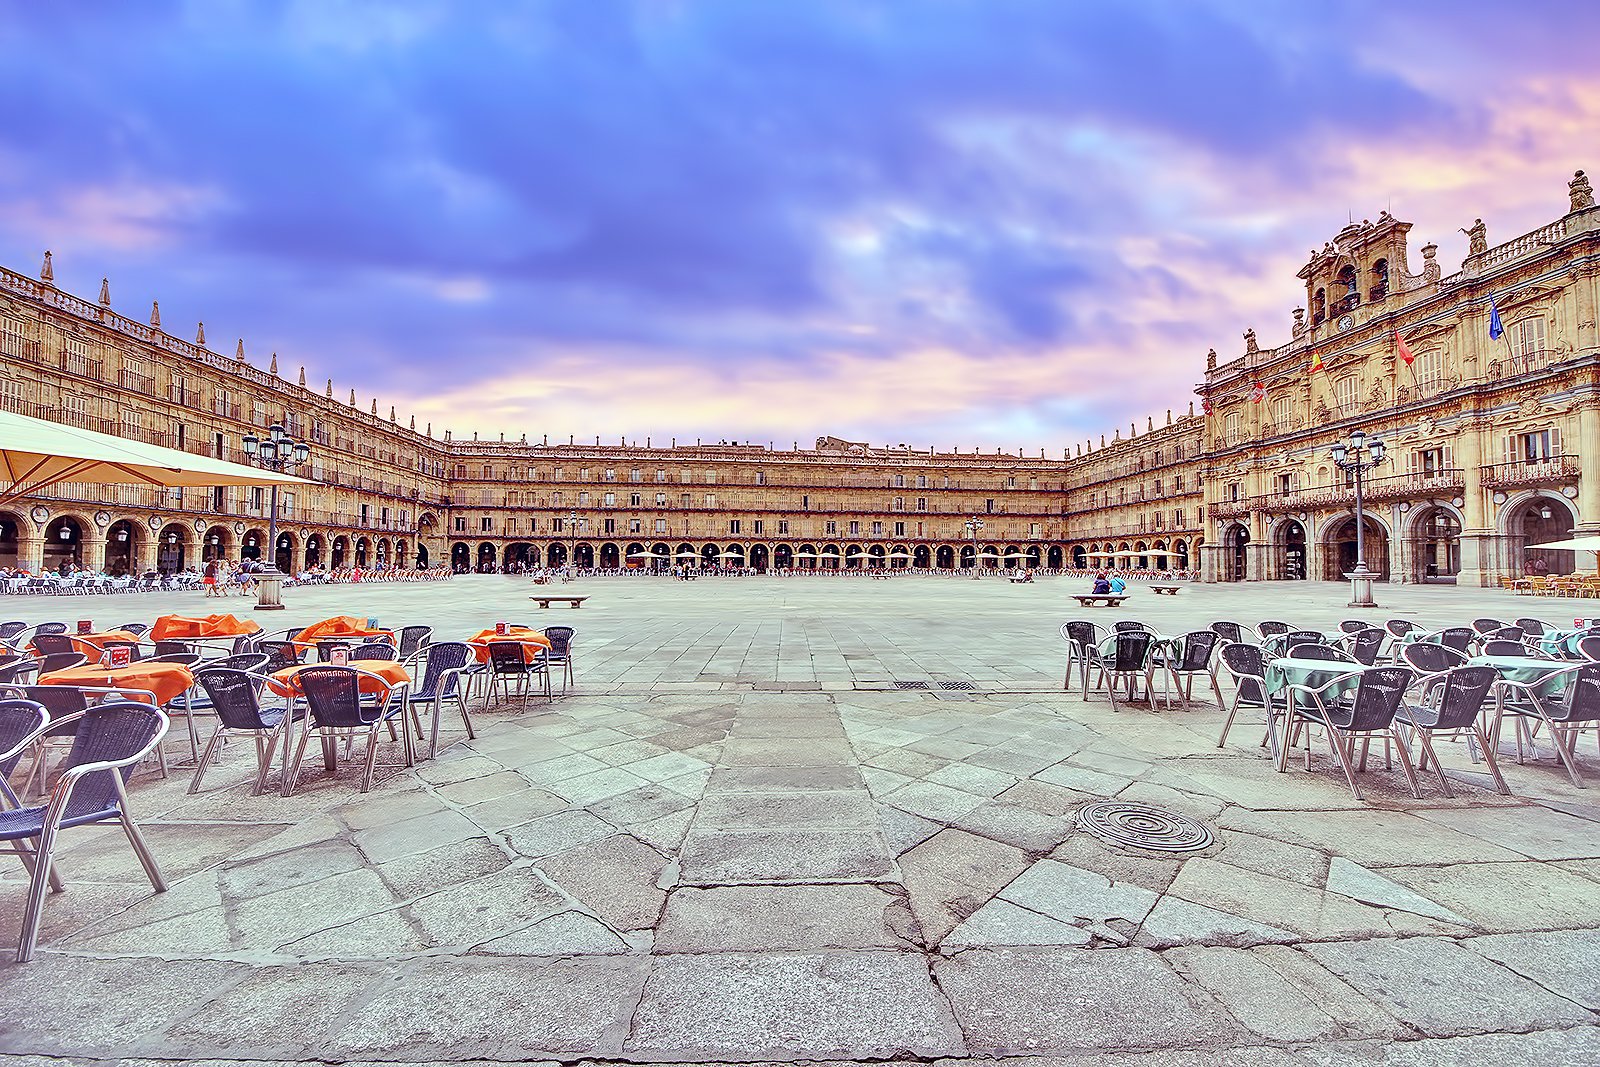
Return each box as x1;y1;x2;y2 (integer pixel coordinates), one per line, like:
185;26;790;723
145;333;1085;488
1529;535;1600;574
717;550;744;559
887;550;912;558
792;550;818;558
626;551;653;559
0;406;310;507
674;550;699;558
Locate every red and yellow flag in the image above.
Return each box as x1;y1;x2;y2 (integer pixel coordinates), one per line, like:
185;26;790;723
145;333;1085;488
1310;351;1325;374
1395;329;1415;366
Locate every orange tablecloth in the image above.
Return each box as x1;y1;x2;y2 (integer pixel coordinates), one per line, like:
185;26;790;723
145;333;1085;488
268;660;410;698
296;616;392;644
151;613;263;641
71;629;144;651
466;627;552;663
40;663;196;706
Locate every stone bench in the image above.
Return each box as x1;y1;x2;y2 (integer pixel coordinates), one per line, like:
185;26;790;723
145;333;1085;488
531;595;588;609
1071;594;1128;607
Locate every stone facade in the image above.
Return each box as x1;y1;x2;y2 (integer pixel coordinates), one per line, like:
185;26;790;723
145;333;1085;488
4;168;1598;586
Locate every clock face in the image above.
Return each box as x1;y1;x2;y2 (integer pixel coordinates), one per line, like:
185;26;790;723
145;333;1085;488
30;506;48;523
1337;314;1354;331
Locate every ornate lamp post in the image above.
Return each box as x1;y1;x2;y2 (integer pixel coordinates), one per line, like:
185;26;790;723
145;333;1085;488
240;423;310;611
568;508;579;574
1331;428;1386;607
964;516;985;580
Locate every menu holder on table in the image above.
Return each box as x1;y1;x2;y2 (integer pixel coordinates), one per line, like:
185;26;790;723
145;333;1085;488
77;620;93;634
107;645;133;668
331;647;350;667
495;621;508;636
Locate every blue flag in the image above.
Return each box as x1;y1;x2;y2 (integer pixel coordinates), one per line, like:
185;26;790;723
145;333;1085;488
1488;296;1504;340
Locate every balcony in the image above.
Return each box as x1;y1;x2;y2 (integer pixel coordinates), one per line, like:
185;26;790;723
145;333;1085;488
118;369;156;395
1481;457;1581;490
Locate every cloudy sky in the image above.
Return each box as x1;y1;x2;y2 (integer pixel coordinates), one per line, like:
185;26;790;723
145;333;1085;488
2;1;1595;452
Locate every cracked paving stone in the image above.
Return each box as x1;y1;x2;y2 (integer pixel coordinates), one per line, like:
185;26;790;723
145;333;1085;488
679;828;893;883
657;884;913;951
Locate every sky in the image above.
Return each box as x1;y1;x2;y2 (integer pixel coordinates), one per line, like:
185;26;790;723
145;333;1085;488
2;1;1597;454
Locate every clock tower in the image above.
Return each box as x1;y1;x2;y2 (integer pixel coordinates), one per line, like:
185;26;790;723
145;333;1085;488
1296;212;1417;333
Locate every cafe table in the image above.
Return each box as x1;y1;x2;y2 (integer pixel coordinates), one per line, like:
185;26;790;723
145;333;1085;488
1260;631;1327;658
267;659;415;793
465;627;552;663
39;661;195;706
1467;654;1577;697
1533;628;1598;659
150;613;263;641
64;629;145;654
1262;656;1366;768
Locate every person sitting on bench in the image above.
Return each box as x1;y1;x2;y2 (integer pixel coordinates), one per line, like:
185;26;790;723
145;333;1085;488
1108;573;1127;594
1091;572;1112;595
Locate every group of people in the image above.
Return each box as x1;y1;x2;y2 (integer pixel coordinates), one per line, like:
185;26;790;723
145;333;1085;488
201;558;261;597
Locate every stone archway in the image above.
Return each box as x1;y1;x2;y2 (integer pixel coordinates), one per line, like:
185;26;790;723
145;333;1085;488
1277;519;1308;580
203;525;233;563
451;542;470;572
1504;492;1577;577
156;522;190;574
477;542;497;572
1225;524;1250;583
104;518;140;575
937;545;956;569
43;515;87;572
274;530;297;574
1405;504;1462;583
1320;514;1391;582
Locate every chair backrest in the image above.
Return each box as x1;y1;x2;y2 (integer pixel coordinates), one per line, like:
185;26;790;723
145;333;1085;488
397;625;432;659
1283;630;1324;649
230;633;258;655
153;639;194;658
1436;627;1476;653
1338;620;1368;634
33;634;76;656
1113;620;1147;633
0;698;47;794
31;623;67;637
1210;621;1245;644
100;639;143;664
259;641;302;673
296;666;380;728
1576;636;1600;663
117;622;150;636
315;641;354;662
1384;619;1418;638
57;701;167;819
1256;620;1292;639
1289;643;1352;662
1471;618;1506;635
0;621;28;642
1061;620;1099;651
1341;667;1413;731
351;642;398;661
1555;663;1600;722
1110;630;1153;671
1483;625;1525;644
194;668;272;730
20;684;90;722
1429;666;1498;731
211;652;269;673
1217;642;1266;704
1514;617;1548;637
416;641;471;699
1349;628;1386;666
1482;640;1529;657
542;626;575;659
487;641;528;674
149;652;201;667
38;652;87;674
1175;630;1218;672
0;658;40;686
1401;641;1466;675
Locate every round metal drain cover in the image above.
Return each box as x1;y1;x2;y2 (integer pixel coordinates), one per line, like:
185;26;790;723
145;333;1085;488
1077;801;1214;854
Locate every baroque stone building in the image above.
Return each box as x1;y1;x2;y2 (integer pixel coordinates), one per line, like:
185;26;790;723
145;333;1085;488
3;167;1597;586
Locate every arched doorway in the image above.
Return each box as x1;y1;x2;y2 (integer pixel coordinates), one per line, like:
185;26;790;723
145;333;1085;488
274;531;296;573
1226;525;1250;582
914;545;932;569
937;545;955;569
574;542;595;568
700;543;719;569
1511;494;1575;577
355;538;370;567
0;512;18;570
477;542;497;572
104;519;138;575
505;542;533;570
624;542;646;570
203;525;232;563
959;544;976;568
241;529;264;562
1324;515;1390;581
749;544;769;571
868;544;887;569
773;544;793;569
375;539;390;568
547;543;567;568
794;543;817;570
415;542;430;568
332;536;349;568
1071;545;1087;569
1176;540;1191;572
304;534;323;568
42;516;83;572
451;542;470;572
157;523;189;574
394;539;408;568
599;542;621;569
1047;546;1063;569
1408;506;1461;582
1279;520;1307;580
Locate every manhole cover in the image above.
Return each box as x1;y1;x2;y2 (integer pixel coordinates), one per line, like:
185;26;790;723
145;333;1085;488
937;680;976;690
1076;801;1214;854
893;680;931;689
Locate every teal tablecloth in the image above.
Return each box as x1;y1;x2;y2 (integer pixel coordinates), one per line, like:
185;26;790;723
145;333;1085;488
1264;657;1363;709
1467;655;1575;697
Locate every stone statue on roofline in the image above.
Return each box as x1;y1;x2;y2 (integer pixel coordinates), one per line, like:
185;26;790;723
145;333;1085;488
1461;218;1487;256
1244;329;1258;355
1571;170;1595;213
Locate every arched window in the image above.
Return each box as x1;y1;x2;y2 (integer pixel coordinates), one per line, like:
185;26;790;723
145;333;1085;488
1336;265;1360;311
1369;258;1389;302
1313;288;1327;325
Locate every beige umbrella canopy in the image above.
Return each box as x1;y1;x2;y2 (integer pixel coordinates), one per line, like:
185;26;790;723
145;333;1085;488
674;550;699;558
1529;535;1600;574
792;550;818;558
0;407;310;507
717;550;745;559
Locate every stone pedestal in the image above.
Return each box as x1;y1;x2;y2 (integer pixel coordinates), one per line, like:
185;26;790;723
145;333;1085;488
1344;562;1380;608
253;570;286;611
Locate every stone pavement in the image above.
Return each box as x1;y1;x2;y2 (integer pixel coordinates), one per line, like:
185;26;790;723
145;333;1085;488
0;575;1597;1064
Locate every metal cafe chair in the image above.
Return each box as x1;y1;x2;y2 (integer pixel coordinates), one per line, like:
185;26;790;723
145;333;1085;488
1394;665;1507;796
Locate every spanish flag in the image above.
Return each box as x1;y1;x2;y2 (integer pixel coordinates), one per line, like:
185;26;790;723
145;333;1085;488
1395;329;1415;366
1310;351;1325;374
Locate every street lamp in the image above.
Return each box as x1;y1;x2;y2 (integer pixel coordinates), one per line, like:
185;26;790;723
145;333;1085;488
1330;428;1387;607
240;422;311;611
964;516;985;580
568;508;579;574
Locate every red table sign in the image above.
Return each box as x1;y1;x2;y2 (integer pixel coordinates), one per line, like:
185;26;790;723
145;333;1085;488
107;645;132;667
77;620;93;634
